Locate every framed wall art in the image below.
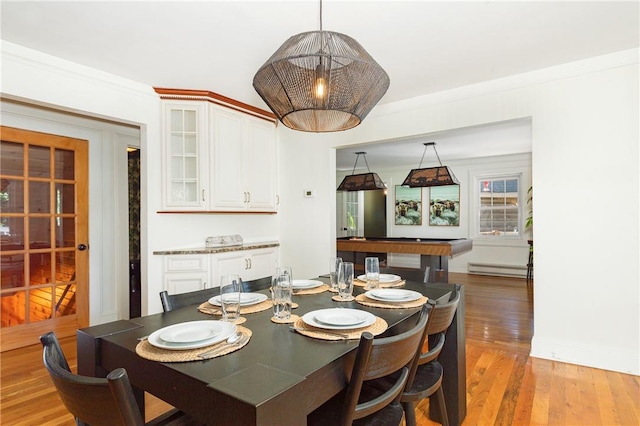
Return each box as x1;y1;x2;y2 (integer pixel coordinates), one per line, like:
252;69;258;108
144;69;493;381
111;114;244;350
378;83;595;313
395;185;422;225
429;185;460;226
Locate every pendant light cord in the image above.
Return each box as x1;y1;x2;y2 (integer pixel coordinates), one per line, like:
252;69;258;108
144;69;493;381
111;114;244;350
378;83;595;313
319;0;323;31
351;152;372;175
418;142;444;168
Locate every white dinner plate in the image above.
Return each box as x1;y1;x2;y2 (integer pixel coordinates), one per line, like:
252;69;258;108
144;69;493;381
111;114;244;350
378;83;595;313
357;274;401;283
149;321;237;350
302;308;376;330
208;292;268;307
292;279;324;289
365;289;423;302
314;310;369;326
160;325;219;343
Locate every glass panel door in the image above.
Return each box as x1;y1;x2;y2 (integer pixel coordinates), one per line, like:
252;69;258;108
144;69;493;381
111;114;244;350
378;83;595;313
1;126;88;350
345;191;362;237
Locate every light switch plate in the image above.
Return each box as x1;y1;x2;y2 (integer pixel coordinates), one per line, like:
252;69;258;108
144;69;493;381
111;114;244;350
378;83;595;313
303;189;315;198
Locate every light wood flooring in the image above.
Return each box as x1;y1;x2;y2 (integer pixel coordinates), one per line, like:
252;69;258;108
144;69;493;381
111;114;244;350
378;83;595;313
1;273;638;425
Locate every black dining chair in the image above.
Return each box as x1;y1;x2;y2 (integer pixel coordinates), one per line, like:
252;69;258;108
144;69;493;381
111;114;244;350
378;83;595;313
159;288;220;312
390;284;462;426
240;276;272;292
307;303;432;426
40;332;201;426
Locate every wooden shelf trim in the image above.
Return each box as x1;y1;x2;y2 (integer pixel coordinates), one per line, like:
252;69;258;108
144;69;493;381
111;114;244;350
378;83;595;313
154;87;278;124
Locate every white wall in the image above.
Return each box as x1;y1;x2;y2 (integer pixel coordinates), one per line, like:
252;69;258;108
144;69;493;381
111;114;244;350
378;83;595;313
279;49;639;375
2;40;638;375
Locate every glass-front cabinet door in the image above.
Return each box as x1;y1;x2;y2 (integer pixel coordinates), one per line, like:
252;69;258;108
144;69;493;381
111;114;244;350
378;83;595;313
162;102;208;210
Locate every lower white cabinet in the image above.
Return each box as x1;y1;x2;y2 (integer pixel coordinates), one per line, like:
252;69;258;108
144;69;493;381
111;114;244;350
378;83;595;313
162;254;209;295
211;248;277;288
161;247;278;295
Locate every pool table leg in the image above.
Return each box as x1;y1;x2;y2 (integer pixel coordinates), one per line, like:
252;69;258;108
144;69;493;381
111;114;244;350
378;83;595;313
421;255;448;283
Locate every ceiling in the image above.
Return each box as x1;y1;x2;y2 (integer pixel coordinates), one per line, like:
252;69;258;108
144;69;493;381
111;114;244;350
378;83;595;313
1;1;638;170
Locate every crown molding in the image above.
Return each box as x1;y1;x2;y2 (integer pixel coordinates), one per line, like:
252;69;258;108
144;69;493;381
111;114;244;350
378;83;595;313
154;87;277;124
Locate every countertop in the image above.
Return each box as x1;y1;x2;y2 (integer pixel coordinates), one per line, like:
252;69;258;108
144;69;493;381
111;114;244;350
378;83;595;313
153;241;279;255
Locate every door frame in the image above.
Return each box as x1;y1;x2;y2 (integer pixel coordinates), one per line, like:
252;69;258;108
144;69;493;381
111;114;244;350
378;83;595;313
1;101;140;350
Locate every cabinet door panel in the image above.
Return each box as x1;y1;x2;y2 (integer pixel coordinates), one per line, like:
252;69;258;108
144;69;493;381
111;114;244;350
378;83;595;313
211;107;245;209
246;118;277;211
248;248;277;280
164;272;209;295
212;251;247;286
162;102;207;210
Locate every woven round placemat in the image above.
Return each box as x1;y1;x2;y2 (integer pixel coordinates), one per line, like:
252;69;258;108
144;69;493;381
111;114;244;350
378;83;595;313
355;293;428;309
135;326;252;362
270;314;299;324
353;279;406;288
198;300;273;316
292;316;388;341
331;294;355;302
293;284;330;295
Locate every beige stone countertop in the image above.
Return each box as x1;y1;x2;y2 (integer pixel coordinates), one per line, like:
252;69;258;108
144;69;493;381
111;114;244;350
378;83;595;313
153;241;279;255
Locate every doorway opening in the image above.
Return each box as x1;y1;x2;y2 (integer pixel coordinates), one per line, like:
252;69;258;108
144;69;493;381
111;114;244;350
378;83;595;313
128;148;141;318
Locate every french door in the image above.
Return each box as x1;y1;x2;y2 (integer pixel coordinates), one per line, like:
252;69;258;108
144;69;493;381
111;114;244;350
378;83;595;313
0;126;89;351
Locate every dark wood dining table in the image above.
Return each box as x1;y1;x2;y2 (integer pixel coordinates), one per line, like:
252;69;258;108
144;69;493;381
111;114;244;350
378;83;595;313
77;278;466;425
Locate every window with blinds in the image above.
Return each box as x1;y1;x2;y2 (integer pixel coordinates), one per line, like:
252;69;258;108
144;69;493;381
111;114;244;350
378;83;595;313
478;176;521;237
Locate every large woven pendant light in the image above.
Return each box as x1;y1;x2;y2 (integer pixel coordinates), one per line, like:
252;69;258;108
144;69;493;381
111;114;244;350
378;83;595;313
253;0;390;133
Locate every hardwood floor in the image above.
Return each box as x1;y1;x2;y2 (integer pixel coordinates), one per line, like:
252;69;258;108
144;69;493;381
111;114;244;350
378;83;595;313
1;273;638;425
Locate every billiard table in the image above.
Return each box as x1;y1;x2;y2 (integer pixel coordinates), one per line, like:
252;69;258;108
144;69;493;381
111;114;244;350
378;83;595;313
337;237;472;283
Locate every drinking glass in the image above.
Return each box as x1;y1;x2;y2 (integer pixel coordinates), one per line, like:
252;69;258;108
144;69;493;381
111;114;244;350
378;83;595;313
338;262;354;300
329;257;343;291
219;274;241;321
365;257;380;290
272;271;292;320
275;266;293;283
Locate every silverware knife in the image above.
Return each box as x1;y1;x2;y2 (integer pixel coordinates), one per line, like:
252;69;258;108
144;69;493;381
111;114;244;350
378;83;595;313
289;326;350;339
198;333;249;359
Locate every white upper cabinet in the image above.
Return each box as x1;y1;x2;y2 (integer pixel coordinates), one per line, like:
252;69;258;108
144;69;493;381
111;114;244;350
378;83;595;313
211;106;245;209
243;115;277;211
160;96;277;212
162;101;208;210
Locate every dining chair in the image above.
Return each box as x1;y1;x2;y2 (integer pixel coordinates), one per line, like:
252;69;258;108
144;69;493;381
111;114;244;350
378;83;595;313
240;276;272;292
381;266;428;283
307;303;432;426
398;284;462;426
159;287;220;312
40;331;201;426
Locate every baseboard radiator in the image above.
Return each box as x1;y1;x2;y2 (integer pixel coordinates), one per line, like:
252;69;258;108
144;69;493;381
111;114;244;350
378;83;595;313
467;262;527;278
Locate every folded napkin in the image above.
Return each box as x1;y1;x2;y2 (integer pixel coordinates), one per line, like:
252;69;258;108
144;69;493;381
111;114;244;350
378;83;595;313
135;326;252;362
355;293;428;309
291;316;388;341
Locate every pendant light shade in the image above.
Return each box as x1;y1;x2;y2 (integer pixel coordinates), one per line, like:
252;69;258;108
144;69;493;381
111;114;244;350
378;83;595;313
402;142;460;187
337;152;386;191
253;2;389;132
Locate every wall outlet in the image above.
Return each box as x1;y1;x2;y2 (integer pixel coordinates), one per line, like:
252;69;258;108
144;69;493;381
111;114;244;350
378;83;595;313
304;189;315;198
